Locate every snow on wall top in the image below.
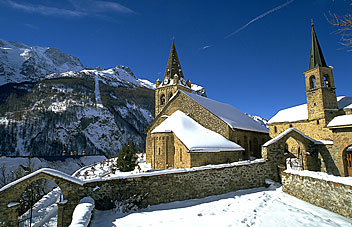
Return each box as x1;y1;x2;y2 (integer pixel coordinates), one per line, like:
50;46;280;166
327;114;352;128
151;110;244;152
181;91;269;133
0;168;84;192
263;128;325;147
284;169;352;186
268;96;352;124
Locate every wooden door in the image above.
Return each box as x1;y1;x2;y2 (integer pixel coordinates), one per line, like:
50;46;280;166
346;151;352;177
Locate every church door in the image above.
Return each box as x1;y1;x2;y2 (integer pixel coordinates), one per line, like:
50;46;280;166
346;150;352;176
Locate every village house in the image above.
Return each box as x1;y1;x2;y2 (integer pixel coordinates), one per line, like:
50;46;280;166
146;42;269;169
267;24;352;177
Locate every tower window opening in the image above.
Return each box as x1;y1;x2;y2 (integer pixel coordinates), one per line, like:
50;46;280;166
324;75;330;87
274;126;277;133
316;120;320;125
160;94;165;105
309;75;316;89
289;124;293;128
158;147;161;155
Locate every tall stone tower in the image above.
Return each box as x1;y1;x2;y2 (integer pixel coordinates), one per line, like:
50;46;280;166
155;41;192;116
303;24;338;123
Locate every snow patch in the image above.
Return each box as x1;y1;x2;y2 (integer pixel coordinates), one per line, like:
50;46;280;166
284;169;352;186
327;114;352;128
69;197;95;227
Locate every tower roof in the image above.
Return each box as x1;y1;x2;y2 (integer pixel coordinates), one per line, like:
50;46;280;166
309;24;328;70
162;41;185;84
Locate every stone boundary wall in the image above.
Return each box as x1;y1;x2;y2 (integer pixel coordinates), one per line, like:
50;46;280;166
85;160;277;209
281;171;352;219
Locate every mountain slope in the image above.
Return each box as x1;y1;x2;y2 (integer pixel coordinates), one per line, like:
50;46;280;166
0;39;83;85
0;70;154;156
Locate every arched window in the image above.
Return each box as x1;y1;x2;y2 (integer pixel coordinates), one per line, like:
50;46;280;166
169;93;173;100
160;94;165;105
323;75;330;87
309;75;316;89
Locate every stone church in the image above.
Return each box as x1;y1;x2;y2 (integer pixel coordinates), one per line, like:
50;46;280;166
146;42;269;169
267;24;352;177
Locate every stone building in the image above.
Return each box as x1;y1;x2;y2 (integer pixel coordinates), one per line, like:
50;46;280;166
146;42;269;169
267;24;352;177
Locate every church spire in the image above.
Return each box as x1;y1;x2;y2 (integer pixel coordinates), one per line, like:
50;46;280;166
162;41;184;85
309;23;327;70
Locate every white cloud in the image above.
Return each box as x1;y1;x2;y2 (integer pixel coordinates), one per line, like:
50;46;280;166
225;0;294;38
5;0;85;17
69;0;136;14
2;0;135;18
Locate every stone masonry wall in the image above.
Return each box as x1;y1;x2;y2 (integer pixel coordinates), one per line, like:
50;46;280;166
190;151;242;167
85;160;277;210
281;171;352;219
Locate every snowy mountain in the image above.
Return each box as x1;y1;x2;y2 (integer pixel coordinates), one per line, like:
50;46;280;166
246;114;269;129
0;39;83;85
0;68;154;156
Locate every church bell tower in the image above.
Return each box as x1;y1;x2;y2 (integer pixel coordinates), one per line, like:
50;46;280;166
304;23;338;122
155;41;192;116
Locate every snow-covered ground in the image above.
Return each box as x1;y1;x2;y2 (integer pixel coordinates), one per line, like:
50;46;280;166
75;153;151;181
90;185;352;227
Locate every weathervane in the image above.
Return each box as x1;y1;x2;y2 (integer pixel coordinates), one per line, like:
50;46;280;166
311;19;314;27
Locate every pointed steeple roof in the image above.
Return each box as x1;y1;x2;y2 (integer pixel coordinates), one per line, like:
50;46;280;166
162;41;184;84
309;23;327;70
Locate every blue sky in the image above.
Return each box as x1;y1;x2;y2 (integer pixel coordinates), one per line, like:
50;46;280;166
1;0;351;119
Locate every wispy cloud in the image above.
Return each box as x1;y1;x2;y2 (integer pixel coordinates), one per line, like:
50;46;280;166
1;0;136;18
225;0;294;39
69;0;136;15
200;45;212;50
5;0;84;17
24;23;39;30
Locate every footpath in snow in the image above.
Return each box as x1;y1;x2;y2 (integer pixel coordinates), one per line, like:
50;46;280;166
90;185;352;227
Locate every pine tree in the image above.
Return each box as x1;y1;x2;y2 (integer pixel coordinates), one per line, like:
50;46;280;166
116;142;138;172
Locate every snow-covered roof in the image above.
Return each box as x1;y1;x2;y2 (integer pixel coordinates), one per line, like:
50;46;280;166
151;110;244;152
327;114;352;128
268;96;352;124
0;168;84;192
181;91;269;133
263;128;325;147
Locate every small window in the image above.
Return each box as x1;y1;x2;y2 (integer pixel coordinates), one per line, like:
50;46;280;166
289;124;293;128
316;120;319;125
274;126;277;133
160;94;165;105
309;75;316;89
158;147;161;155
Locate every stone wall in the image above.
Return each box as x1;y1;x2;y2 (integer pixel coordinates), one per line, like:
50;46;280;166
85;160;278;210
190;151;242;167
281;171;352;219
